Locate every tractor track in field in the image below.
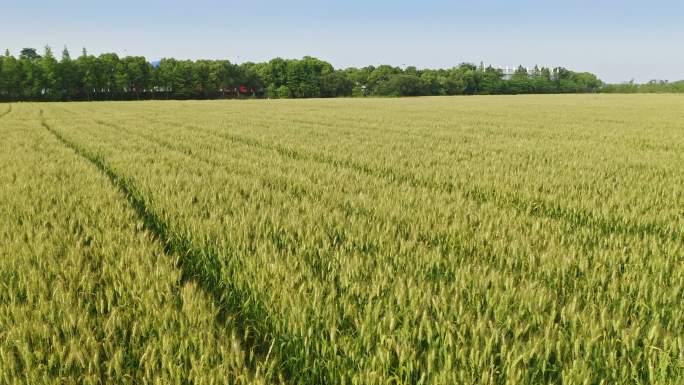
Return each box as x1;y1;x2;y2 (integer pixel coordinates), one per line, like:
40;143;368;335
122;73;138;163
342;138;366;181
38;113;294;384
80;116;560;296
41;107;684;384
59;102;683;247
43;112;590;384
139;116;684;246
54;112;680;331
79;115;650;284
0;104;11;119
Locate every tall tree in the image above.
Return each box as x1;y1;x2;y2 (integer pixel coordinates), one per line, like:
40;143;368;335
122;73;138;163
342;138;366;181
77;48;98;100
0;53;21;100
18;47;46;99
59;46;80;99
118;56;152;99
39;46;60;100
19;48;40;61
98;53;120;98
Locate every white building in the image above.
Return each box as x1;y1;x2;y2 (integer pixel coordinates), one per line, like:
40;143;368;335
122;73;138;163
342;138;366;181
498;66;541;80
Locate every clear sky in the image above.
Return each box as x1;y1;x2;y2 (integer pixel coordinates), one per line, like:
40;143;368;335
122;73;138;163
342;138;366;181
2;0;682;83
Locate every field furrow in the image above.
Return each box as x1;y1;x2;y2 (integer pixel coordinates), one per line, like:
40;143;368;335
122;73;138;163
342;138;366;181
33;96;684;385
0;104;11;118
78;106;684;245
0;104;264;384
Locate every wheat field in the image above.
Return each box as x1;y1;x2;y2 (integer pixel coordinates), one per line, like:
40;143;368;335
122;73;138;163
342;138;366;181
1;95;683;384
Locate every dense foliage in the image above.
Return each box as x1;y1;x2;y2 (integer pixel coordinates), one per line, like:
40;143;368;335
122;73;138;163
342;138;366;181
3;96;681;384
601;79;684;93
0;46;604;101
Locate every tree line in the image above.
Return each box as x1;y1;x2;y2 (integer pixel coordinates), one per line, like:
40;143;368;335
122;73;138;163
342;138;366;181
601;80;684;94
0;46;607;101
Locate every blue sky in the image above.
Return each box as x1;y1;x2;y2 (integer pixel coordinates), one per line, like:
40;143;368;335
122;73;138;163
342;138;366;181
1;0;682;82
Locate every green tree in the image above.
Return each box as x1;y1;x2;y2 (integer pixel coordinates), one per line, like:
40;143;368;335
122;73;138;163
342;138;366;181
98;53;121;98
215;60;239;98
479;67;503;94
39;46;60;100
59;46;80;100
18;48;44;99
276;84;292;98
0;52;21;100
77;48;98;100
19;48;41;61
367;65;400;94
117;56;152;99
420;70;445;95
375;74;426;96
320;71;353;97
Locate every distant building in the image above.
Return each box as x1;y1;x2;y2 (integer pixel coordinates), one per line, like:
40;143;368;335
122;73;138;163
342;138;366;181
497;66;545;80
499;67;515;80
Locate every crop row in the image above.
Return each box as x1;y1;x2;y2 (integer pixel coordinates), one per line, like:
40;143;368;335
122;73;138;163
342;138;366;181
0;104;263;385
40;98;684;384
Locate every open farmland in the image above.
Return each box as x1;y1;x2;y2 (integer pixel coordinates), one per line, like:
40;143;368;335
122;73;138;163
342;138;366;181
1;95;683;384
